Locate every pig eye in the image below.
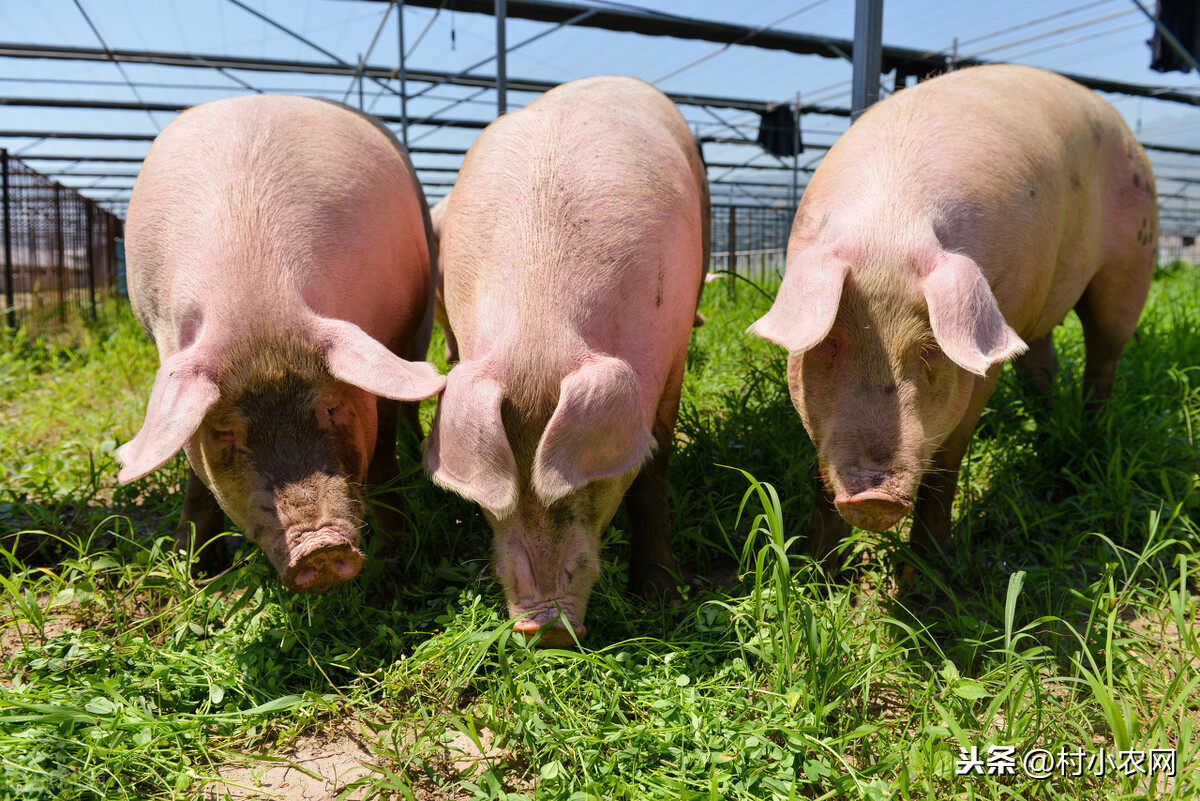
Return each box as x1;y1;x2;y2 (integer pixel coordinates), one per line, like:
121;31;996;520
325;402;353;428
209;426;237;448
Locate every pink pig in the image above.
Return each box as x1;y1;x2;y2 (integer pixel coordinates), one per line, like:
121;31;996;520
428;193;459;363
751;65;1157;561
117;95;445;592
425;76;709;646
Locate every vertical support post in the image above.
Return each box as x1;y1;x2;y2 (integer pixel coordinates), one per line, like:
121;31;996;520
54;184;65;324
1;149;14;330
790;93;800;212
397;0;408;146
851;0;884;121
727;205;737;298
358;54;365;109
496;0;507;115
85;202;96;320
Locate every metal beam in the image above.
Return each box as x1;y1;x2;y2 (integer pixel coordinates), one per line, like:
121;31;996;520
0;43;782;113
345;0;1200;107
0;97;491;129
851;0;883;119
0;130;158;141
496;0;507;115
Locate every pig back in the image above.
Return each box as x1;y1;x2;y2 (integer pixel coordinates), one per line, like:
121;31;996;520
125;94;432;357
440;76;707;397
802;64;1155;339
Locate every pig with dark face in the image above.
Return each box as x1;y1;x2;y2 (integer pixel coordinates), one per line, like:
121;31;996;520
117;95;445;592
750;65;1157;561
424;76;709;646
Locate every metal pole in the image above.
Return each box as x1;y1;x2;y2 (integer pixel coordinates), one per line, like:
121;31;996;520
791;93;800;211
85;201;96;320
496;0;507;115
1;149;14;329
851;0;883;120
727;205;737;298
54;184;65;324
358;54;365;109
398;0;408;145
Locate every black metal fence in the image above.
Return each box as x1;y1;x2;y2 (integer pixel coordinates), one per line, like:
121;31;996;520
2;149;123;333
709;203;795;287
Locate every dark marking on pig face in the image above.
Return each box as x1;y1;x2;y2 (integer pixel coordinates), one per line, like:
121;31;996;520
190;341;375;592
1070;172;1082;189
786;282;974;531
485;475;629;647
1029;187;1036;198
1132;172;1140;188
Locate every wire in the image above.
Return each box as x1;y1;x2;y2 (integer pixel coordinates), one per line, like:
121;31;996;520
651;0;836;84
342;2;395;103
406;2;449;59
956;0;1119;47
70;0;162;131
964;7;1139;59
991;19;1146;62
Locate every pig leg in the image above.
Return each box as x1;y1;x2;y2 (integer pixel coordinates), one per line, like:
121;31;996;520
1074;262;1151;403
625;428;675;596
365;396;408;538
1015;332;1057;395
177;464;228;577
625;366;685;597
910;372;1002;556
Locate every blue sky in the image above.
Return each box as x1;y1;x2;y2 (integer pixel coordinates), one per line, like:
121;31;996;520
1;0;1197;226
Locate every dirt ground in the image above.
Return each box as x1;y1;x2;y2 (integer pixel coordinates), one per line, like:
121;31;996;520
202;724;515;801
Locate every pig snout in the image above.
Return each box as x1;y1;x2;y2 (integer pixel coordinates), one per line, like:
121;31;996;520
495;530;598;648
248;478;366;592
281;528;364;593
825;463;914;531
510;601;588;648
835;490;913;532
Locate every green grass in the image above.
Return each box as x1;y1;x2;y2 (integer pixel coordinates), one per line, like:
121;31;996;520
1;264;1198;800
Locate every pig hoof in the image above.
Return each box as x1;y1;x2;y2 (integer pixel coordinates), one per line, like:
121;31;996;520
285;544;364;593
835;491;912;532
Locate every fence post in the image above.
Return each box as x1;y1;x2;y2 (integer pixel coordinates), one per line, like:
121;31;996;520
85;202;96;320
727;205;737;299
1;149;13;330
54;184;66;324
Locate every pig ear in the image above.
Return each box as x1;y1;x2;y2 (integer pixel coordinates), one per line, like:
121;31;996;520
315;317;446;401
116;348;219;483
532;355;656;507
923;251;1028;377
424;360;518;517
748;247;848;353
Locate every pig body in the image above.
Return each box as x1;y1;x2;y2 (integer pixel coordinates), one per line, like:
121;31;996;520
751;64;1156;559
425;76;709;645
428;193;459;363
118;95;445;592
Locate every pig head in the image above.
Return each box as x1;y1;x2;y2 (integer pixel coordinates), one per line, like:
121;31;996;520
118;318;443;592
751;243;1025;532
117;95;446;591
426;354;657;643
